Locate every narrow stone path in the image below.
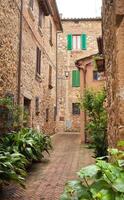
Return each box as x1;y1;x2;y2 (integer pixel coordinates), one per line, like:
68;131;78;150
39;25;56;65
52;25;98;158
0;133;94;200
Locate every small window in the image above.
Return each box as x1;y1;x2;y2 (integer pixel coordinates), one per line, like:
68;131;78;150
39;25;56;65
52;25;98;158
39;7;44;28
50;21;53;46
48;65;53;89
72;103;80;115
73;35;81;50
46;108;49;122
93;71;103;81
29;0;34;10
35;97;40;115
54;106;56;121
67;34;87;50
36;47;41;75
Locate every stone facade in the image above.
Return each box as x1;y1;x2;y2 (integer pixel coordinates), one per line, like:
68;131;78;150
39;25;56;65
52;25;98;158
0;0;62;134
102;0;124;147
57;18;102;132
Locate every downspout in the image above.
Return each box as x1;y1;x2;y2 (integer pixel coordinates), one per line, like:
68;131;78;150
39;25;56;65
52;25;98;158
82;67;87;143
17;0;23;105
56;31;58;119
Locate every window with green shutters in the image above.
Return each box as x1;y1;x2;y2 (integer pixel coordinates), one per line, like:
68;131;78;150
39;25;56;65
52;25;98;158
67;34;73;50
67;34;87;50
81;33;87;50
72;70;80;87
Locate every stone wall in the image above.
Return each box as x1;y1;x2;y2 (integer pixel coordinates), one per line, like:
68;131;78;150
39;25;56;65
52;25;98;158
57;19;102;132
0;0;60;135
102;0;124;147
0;0;20;100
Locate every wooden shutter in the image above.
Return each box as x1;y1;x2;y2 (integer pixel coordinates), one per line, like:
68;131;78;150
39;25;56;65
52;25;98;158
67;34;72;50
35;97;40;115
36;47;41;75
50;21;53;45
81;33;87;50
72;70;80;87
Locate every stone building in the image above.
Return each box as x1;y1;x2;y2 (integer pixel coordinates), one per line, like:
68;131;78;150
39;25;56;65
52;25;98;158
57;18;103;133
0;0;62;134
102;0;124;146
75;54;105;142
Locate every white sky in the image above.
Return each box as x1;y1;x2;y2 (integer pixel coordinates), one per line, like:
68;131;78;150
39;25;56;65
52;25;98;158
56;0;102;18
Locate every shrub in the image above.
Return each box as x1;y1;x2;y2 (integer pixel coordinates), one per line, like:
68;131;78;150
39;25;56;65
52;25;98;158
80;89;107;157
2;128;52;163
61;149;124;200
0;151;27;187
0;128;52;187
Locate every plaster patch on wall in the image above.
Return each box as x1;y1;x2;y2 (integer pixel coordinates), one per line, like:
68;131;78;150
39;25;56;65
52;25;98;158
117;88;124;99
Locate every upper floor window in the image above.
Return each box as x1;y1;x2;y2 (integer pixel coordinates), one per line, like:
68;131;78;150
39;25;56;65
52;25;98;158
39;7;44;28
36;47;41;75
49;21;53;46
29;0;34;10
67;34;87;50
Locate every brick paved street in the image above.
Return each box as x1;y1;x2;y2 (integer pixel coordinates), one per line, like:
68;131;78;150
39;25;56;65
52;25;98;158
0;133;94;200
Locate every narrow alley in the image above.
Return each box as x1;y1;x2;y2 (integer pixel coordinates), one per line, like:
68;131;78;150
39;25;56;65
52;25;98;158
0;133;94;200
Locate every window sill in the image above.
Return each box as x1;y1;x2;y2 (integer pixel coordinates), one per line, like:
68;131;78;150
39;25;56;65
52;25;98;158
93;78;106;81
35;73;42;82
71;49;86;53
28;7;35;21
38;26;43;37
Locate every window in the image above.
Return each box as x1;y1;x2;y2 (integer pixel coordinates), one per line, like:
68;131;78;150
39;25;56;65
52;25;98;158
39;7;44;28
48;65;53;89
29;0;34;10
72;35;81;50
72;70;80;87
50;21;53;45
67;34;87;50
54;106;56;121
93;71;105;81
36;47;41;75
72;103;80;115
35;97;40;115
46;108;49;122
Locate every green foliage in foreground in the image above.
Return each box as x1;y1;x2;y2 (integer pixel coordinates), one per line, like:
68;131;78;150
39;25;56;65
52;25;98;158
80;89;107;158
61;148;124;200
0;128;52;187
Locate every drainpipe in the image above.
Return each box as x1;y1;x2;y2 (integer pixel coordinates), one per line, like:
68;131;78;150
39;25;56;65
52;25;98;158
56;31;58;119
17;0;23;105
82;67;87;143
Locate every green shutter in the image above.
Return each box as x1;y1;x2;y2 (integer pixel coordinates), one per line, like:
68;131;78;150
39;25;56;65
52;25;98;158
81;33;87;50
67;34;72;50
72;70;80;87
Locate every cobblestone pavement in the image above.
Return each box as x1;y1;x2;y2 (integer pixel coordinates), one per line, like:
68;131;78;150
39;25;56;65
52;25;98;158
0;133;94;200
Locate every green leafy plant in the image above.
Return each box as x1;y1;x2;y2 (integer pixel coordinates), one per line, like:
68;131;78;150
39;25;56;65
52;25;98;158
1;128;52;163
0;150;27;187
80;89;107;157
0;128;52;188
61;149;124;200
